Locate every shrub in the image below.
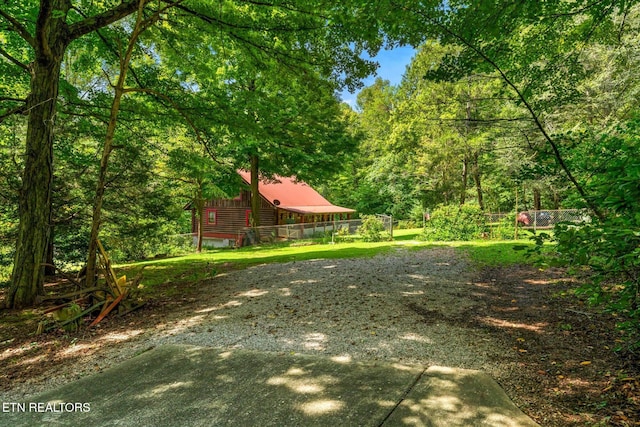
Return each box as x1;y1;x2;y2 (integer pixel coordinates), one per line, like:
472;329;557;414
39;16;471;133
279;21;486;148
396;219;418;229
421;204;487;241
333;226;357;243
409;202;427;223
490;212;520;240
358;215;390;242
548;120;640;349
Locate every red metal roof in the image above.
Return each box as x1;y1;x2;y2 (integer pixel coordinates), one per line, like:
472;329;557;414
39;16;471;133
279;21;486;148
238;170;355;215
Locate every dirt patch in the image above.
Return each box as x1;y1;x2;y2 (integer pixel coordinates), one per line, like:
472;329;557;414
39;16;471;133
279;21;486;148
466;266;640;427
1;248;638;426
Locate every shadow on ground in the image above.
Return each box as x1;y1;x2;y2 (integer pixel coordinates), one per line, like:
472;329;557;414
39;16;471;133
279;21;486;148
2;345;539;427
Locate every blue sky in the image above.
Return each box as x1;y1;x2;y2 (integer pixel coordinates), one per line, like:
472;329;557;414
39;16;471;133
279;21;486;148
340;45;416;108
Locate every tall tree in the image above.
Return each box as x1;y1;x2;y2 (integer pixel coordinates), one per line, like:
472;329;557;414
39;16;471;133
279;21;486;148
166;145;237;252
376;0;640;219
217;57;359;227
1;1;382;307
1;1;149;308
85;1;178;288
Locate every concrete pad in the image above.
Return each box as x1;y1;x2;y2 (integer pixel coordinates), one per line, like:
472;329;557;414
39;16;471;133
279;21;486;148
383;366;540;427
1;345;539;427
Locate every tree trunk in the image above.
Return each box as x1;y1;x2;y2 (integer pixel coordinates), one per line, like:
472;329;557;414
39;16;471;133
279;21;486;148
86;2;149;288
472;152;484;210
460;155;468;205
533;187;541;210
442;169;448;204
8;62;58;307
6;0;146;308
195;185;204;253
44;226;55;277
250;154;261;227
85;83;126;288
7;3;69;307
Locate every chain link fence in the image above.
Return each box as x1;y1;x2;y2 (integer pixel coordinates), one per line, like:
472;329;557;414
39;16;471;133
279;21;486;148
376;214;394;238
236;219;364;246
487;209;590;231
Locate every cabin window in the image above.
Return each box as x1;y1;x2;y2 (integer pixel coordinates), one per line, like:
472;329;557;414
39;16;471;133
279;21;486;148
206;209;218;225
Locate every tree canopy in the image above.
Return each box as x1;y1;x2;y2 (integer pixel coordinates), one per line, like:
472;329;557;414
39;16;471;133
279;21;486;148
2;0;640;319
0;0;383;307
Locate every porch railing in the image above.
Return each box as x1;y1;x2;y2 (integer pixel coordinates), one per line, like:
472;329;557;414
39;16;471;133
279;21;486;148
237;219;363;246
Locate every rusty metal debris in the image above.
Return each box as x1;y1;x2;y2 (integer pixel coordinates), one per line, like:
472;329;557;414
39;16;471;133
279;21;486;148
36;240;145;334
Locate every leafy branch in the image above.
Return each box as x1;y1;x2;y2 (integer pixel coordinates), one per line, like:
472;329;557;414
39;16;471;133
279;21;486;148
0;8;35;47
400;3;605;221
0;45;29;72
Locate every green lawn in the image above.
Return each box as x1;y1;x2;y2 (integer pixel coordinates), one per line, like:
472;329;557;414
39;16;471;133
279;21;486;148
451;240;538;266
0;228;547;290
117;228;545;290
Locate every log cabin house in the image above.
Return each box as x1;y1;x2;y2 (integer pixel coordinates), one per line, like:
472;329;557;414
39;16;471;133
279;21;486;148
188;170;355;247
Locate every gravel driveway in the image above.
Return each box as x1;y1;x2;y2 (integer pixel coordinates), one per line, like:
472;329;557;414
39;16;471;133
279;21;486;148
4;247;513;400
152;247;500;365
7;246;637;425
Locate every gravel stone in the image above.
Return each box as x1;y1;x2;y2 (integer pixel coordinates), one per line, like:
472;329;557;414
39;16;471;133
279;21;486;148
3;247;512;401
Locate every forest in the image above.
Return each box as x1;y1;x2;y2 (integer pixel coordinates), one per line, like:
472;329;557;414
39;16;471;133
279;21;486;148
1;2;639;331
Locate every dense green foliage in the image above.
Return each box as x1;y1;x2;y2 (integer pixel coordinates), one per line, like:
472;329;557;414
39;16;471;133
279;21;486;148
324;1;640;342
490;213;519;241
551;119;640;348
421;204;487;241
0;1;380;296
357;215;391;242
324;2;640;220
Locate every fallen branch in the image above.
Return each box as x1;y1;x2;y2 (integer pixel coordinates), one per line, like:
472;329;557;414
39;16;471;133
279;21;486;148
42;298;88;314
35;243;146;334
41;301;104;333
42;263;83;288
37;286;115;303
89;292;126;328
